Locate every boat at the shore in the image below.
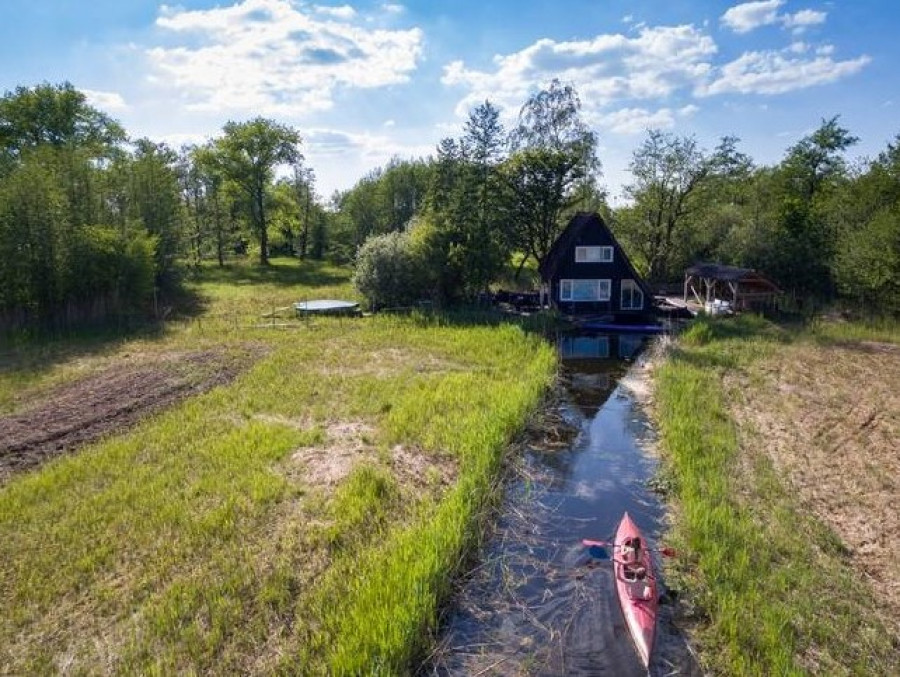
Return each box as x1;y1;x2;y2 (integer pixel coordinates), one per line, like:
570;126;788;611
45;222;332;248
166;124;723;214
614;512;659;668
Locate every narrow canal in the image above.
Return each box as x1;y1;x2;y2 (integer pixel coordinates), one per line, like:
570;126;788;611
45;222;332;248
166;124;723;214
426;334;703;676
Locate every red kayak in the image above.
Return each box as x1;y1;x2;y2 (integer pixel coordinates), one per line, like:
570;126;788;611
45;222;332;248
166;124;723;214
614;512;659;668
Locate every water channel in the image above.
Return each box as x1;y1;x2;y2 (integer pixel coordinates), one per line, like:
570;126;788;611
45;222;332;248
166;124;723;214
426;333;703;676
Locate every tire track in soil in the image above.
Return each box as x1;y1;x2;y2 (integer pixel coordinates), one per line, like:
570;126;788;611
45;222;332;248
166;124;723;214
0;348;259;484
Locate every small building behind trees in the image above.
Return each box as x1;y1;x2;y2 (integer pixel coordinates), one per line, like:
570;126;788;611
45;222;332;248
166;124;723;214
539;212;653;318
683;262;781;313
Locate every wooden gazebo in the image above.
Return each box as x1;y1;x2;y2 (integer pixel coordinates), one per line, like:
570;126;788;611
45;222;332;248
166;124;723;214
684;263;781;312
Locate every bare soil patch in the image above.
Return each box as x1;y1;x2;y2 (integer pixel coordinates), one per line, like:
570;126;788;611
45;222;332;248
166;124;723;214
0;347;262;484
287;420;377;487
727;339;900;636
284;418;458;492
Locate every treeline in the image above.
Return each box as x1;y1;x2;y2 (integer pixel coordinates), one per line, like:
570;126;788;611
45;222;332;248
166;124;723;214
614;120;900;312
0;83;324;331
347;80;603;308
338;98;900;315
2;81;899;330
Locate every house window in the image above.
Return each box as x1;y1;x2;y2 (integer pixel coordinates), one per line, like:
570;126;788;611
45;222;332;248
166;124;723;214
560;335;610;359
575;246;613;263
620;279;644;310
560;279;611;302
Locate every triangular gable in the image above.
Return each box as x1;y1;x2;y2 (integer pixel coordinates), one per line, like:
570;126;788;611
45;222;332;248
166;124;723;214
539;211;652;299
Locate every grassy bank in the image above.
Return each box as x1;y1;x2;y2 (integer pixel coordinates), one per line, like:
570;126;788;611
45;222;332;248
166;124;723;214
654;314;900;675
0;259;556;674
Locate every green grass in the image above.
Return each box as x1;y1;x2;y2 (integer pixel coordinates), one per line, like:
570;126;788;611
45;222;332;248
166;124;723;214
656;314;899;675
0;257;556;674
807;314;900;346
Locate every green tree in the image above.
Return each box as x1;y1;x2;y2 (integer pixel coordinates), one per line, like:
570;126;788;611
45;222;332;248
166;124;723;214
210;118;302;265
187;143;235;267
769;116;858;296
460;101;510;291
421;102;510;300
833;206;900;311
124;139;183;288
0;82;125;171
620;131;748;282
504;80;598;273
830;136;900;312
294;166;315;259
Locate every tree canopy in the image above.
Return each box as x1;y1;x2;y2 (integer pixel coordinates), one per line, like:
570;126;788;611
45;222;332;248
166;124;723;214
3;79;900;330
209;118;303;265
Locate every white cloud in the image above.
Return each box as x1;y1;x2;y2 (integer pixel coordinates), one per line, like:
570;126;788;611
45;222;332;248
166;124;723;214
721;1;827;34
591;108;676;134
721;0;784;33
589;103;700;135
432;120;462;136
441;17;868;141
782;8;826;33
306;127;432;159
442;25;716;119
82;89;129;112
152;131;210;148
312;5;357;20
304;126;434;196
381;3;405;14
146;0;423;115
699;49;871;96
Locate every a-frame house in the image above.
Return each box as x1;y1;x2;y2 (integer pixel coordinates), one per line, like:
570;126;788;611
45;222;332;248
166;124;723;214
538;212;653;317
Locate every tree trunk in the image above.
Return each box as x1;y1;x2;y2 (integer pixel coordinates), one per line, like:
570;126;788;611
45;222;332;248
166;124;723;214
214;190;224;267
257;185;268;265
300;182;311;259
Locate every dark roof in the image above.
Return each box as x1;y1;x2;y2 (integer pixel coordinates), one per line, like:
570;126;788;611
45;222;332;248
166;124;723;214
685;262;781;291
539;212;594;280
539;212;652;296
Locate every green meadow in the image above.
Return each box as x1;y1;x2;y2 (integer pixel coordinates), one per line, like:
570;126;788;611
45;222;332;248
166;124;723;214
0;259;556;674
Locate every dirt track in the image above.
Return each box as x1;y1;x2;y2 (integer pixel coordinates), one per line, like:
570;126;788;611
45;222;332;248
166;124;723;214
0;349;256;484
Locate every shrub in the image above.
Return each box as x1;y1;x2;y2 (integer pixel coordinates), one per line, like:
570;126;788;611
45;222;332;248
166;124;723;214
352;230;428;310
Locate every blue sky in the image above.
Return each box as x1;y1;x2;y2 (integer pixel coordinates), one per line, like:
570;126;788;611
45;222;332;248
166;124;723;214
2;0;897;202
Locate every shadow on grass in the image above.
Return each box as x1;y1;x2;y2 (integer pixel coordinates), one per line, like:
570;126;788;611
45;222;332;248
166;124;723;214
192;257;351;289
1;322;163;381
0;258;351;379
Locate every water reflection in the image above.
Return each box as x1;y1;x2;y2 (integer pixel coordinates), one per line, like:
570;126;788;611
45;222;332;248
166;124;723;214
558;332;647;361
425;335;701;677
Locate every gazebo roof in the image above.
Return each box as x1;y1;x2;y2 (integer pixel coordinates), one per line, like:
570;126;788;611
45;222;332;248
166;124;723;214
685;262;781;292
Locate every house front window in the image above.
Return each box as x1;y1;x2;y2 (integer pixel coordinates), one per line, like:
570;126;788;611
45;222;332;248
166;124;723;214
560;279;611;302
620;279;644;310
575;246;613;263
560;335;610;359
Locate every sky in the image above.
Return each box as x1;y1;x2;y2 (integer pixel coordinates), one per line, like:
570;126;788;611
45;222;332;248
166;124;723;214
1;0;897;203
